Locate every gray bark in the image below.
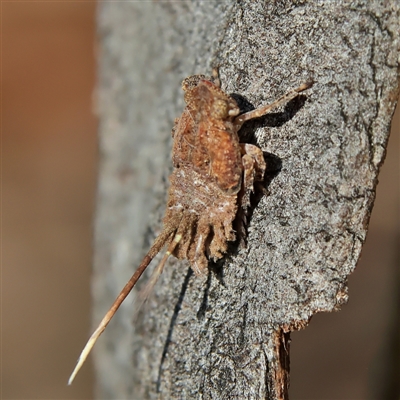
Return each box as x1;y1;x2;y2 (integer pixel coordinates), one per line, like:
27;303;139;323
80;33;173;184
92;2;399;399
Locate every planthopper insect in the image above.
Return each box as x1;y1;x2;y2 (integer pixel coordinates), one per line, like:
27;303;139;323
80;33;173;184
68;69;312;384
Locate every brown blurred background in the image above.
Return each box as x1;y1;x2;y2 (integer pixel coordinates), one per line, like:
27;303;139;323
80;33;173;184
2;3;398;400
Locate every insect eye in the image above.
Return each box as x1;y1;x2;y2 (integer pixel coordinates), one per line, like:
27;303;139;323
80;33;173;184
212;99;229;119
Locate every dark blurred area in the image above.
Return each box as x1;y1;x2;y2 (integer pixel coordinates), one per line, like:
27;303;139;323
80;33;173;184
2;4;398;400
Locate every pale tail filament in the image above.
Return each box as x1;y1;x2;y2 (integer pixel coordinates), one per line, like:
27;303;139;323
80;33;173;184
68;224;183;385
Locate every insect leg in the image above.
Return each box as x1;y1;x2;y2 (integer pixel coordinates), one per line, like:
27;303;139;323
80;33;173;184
233;80;313;129
192;224;210;276
211;67;221;88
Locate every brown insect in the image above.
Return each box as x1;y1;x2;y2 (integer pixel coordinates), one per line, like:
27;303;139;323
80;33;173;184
68;70;312;384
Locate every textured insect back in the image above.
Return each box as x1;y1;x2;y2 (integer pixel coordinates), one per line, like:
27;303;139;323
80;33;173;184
196;80;243;194
163;74;246;275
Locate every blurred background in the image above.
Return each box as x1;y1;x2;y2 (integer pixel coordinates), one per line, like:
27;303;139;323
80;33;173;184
2;3;398;399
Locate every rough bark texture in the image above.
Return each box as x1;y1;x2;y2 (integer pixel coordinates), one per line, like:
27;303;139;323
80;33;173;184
93;2;399;399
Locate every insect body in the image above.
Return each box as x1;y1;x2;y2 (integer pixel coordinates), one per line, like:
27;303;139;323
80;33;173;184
68;70;312;384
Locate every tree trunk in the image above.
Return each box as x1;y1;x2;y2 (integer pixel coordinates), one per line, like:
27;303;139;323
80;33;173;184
92;2;399;399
